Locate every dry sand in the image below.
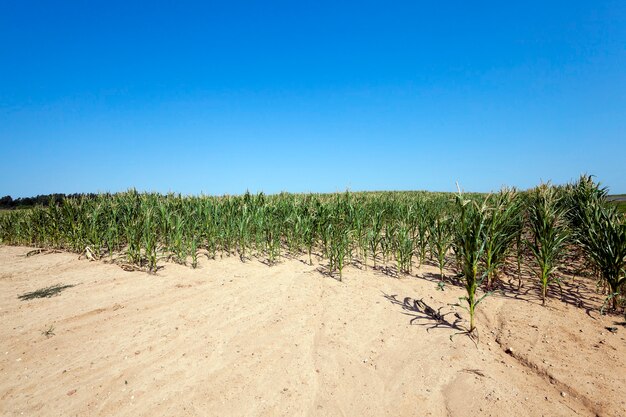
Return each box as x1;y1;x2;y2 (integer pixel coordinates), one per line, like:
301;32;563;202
1;245;625;416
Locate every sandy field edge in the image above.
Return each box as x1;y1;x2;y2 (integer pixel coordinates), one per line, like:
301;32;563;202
1;245;625;416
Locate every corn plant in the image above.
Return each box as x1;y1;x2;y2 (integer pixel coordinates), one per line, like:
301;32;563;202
368;210;385;268
414;202;431;267
123;212;143;265
452;191;489;333
329;225;350;280
353;206;369;268
482;190;522;288
576;202;626;310
262;207;281;265
395;225;414;274
301;214;316;265
237;207;251;261
381;223;396;264
526;185;570;305
429;214;454;281
170;214;186;264
563;174;608;232
143;208;158;272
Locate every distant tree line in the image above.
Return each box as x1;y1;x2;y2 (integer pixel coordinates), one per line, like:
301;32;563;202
0;193;99;209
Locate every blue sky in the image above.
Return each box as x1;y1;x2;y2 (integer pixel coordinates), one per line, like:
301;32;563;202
1;1;625;197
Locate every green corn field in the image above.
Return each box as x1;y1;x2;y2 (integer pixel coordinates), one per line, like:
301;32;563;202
1;175;625;333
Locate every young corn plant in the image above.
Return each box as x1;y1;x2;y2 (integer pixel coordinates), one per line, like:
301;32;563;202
286;212;302;256
188;233;200;269
301;215;316;265
105;204;121;259
263;208;281;265
564;174;608;232
251;208;265;257
576;201;626;311
429;214;454;282
85;202;104;260
395;225;414;274
353;207;369;269
513;223;525;289
123;213;143;266
237;208;251;261
381;224;396;265
452;191;489;334
328;224;350;281
143;209;159;273
482;190;522;289
171;214;187;264
368;210;385;268
62;199;86;253
414;202;431;267
205;218;218;260
526;185;570;305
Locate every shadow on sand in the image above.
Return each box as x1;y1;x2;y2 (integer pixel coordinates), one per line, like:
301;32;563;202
382;291;464;332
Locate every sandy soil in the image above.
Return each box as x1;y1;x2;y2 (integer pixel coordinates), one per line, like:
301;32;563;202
1;246;625;417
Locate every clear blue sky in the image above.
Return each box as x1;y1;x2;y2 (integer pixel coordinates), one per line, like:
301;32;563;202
1;1;625;197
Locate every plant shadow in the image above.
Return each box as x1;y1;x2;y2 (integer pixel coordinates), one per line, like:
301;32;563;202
372;264;400;278
419;271;464;288
492;261;602;318
18;283;76;301
315;265;341;282
382;291;464;332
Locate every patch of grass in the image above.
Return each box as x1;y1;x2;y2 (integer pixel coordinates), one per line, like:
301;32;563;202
608;195;626;214
18;283;75;300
